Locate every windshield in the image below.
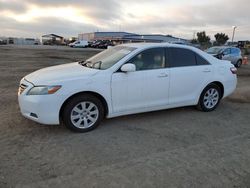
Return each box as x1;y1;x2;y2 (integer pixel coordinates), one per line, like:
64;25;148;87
81;46;136;70
206;47;224;54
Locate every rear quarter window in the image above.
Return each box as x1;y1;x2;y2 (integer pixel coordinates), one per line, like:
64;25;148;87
195;54;210;65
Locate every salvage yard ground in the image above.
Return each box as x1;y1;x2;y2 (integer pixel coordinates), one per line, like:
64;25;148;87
0;45;250;187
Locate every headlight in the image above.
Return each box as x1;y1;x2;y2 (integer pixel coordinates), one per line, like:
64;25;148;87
27;86;61;95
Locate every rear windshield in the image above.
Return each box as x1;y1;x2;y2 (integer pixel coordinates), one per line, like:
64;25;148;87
206;47;224;54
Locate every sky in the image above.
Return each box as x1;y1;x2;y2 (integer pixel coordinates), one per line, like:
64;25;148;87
0;0;249;40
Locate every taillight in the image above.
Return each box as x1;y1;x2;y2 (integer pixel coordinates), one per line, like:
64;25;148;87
230;67;237;74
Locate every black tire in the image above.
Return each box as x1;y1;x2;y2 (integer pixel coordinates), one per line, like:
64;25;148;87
235;60;242;68
62;94;104;132
196;84;222;112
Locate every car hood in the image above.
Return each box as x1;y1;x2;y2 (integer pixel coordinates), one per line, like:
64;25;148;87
25;62;100;85
207;53;220;58
206;52;218;56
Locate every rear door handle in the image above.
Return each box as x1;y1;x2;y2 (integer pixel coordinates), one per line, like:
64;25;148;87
158;73;168;77
203;69;211;73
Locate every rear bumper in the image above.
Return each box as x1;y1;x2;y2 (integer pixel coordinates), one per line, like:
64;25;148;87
223;76;237;98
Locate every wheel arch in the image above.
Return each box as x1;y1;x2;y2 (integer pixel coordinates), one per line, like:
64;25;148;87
196;81;224;111
59;91;109;121
205;81;224;98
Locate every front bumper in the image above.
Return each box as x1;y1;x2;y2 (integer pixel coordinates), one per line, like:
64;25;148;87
18;78;61;125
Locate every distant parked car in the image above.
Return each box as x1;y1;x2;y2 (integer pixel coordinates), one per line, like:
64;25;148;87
18;43;237;132
97;40;114;49
87;41;94;47
237;41;250;49
0;39;7;45
90;40;102;48
206;46;242;68
69;40;88;48
89;40;114;49
225;42;238;47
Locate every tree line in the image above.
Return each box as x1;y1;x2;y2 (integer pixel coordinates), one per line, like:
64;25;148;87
191;31;229;47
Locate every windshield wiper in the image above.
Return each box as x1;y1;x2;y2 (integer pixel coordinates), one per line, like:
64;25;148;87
91;61;103;69
79;60;102;69
79;60;92;67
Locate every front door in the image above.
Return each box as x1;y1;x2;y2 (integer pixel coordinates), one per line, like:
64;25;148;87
111;48;170;113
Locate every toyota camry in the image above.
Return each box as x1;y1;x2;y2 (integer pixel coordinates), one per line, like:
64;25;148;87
18;43;237;132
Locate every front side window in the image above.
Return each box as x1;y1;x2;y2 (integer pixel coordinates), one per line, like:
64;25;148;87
223;48;231;55
231;48;240;54
169;48;196;67
129;48;165;71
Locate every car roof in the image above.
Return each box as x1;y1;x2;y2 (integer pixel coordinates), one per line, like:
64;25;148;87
120;42;197;50
211;46;239;49
121;42;208;55
210;46;228;49
120;42;220;65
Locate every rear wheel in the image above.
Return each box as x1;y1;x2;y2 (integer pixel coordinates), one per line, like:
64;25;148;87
197;84;222;112
62;94;104;132
235;60;242;68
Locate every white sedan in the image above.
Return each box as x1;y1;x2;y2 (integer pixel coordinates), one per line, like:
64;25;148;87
18;43;237;132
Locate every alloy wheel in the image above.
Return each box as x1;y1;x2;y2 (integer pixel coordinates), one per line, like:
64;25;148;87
203;88;219;109
70;101;99;129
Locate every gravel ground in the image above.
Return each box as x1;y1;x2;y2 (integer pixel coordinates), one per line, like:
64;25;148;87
0;45;250;188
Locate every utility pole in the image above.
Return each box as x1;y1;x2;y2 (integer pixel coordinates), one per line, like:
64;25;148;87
193;31;196;40
232;26;237;43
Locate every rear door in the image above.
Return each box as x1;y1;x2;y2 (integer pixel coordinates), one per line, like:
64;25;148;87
230;48;240;64
168;47;212;105
222;48;232;61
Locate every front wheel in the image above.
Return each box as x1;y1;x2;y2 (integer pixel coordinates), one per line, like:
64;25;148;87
62;94;104;132
197;84;222;112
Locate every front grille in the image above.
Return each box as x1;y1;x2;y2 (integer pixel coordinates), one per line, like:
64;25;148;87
18;83;28;95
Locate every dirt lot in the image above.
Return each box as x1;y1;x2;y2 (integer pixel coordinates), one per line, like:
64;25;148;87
0;45;250;188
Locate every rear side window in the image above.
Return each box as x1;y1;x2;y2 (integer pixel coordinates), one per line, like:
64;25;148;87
231;48;240;54
169;48;196;67
195;54;210;65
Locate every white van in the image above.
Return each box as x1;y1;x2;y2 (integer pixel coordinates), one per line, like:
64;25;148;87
69;40;88;48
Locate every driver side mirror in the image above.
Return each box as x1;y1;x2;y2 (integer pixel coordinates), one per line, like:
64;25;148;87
121;63;136;72
222;50;230;56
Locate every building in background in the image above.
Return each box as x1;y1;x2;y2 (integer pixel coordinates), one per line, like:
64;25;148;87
121;34;188;44
0;37;8;45
0;37;40;45
78;32;189;44
1;32;189;46
41;34;64;45
78;32;135;41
